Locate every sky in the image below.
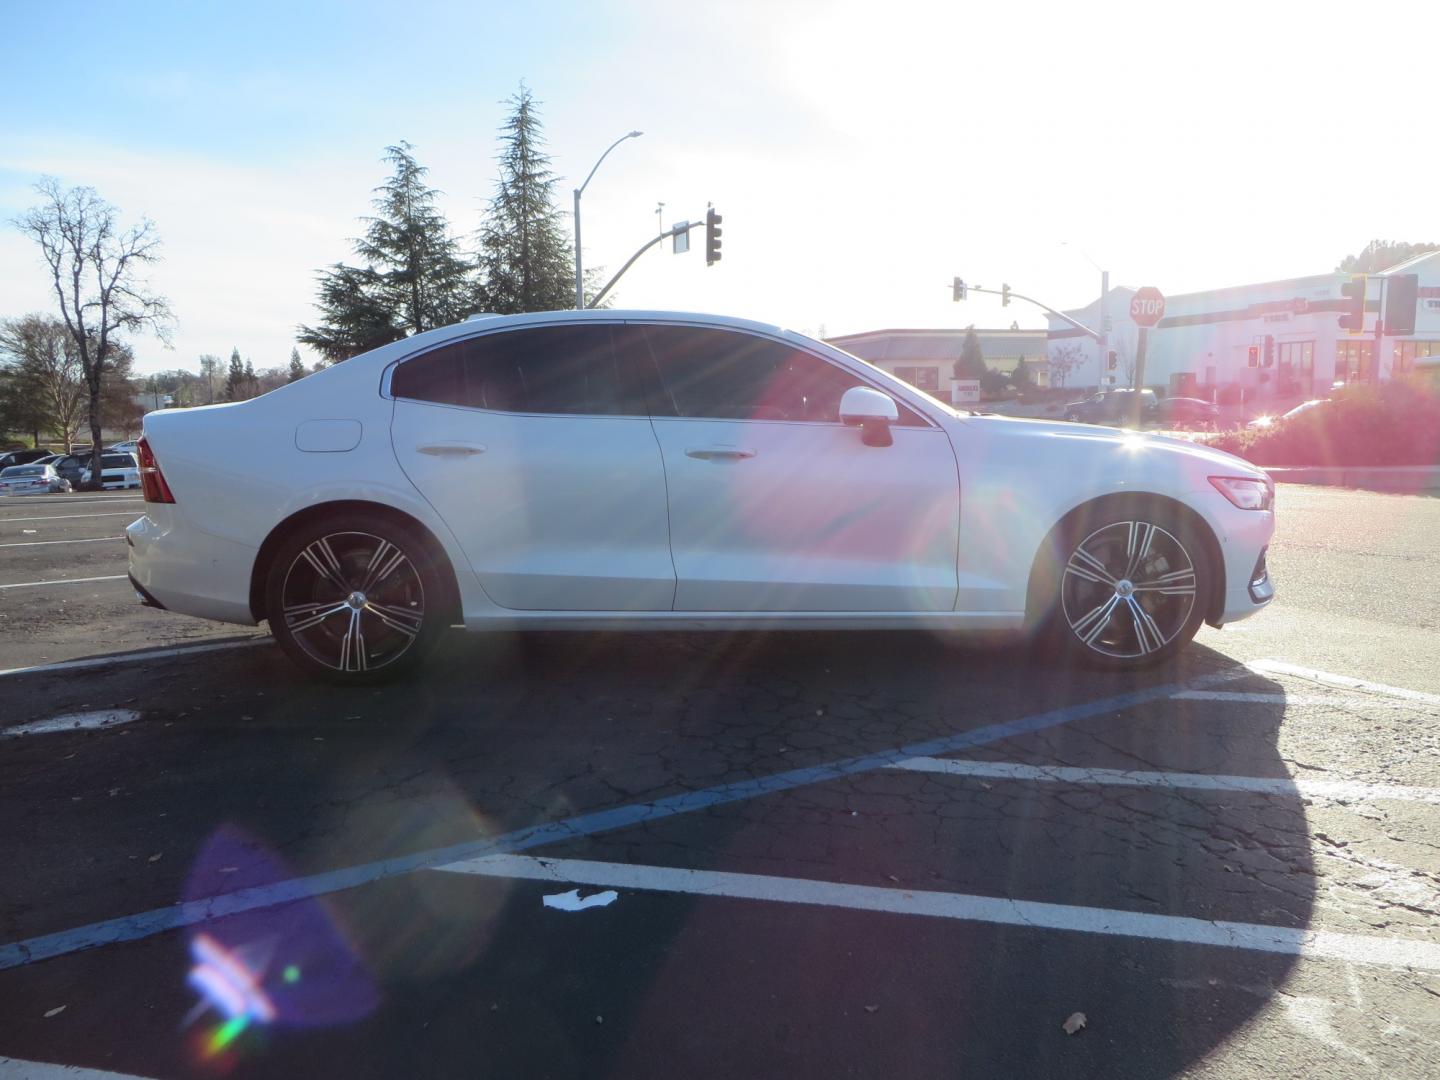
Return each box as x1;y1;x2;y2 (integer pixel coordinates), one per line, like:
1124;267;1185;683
1;0;1436;376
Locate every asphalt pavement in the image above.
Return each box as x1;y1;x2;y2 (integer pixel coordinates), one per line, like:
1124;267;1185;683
0;487;1437;1080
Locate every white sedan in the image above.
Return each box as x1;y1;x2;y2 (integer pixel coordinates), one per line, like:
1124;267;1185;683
128;310;1275;682
82;452;141;489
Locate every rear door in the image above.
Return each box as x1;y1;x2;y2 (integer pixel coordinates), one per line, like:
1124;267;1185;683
389;323;676;611
638;323;960;612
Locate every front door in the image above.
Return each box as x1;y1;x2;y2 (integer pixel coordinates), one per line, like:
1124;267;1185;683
389;323;675;611
637;323;960;612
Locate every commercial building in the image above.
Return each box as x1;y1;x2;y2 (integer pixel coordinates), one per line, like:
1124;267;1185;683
825;327;1048;402
1045;250;1440;403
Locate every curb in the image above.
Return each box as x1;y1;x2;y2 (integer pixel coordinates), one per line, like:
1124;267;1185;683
1265;465;1440;496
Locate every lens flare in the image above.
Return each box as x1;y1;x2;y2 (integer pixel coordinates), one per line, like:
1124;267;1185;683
181;825;380;1064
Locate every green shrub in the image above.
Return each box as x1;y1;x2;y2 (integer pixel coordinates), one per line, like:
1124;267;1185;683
1205;378;1440;467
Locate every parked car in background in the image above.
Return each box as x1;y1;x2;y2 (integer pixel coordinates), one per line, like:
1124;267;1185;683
48;453;91;488
0;463;73;495
128;308;1276;684
1152;396;1220;430
0;448;54;469
1063;388;1158;425
108;440;140;456
81;452;141;489
1247;399;1328;429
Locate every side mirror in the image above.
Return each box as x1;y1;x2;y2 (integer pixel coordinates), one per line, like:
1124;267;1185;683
839;386;899;447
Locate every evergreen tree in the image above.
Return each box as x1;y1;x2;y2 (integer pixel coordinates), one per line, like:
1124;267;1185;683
299;142;472;362
1337;239;1438;274
952;326;987;381
243;358;258;398
475;85;576;314
287;347;306;382
1010;354;1033;391
223;347;245;401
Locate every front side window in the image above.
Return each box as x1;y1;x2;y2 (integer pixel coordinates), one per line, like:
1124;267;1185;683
641;325;924;425
390;325;637;416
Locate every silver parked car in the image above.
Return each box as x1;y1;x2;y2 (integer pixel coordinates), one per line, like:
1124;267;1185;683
0;463;73;495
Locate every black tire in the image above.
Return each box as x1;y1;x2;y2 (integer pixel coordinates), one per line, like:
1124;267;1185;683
264;512;448;683
1037;498;1212;670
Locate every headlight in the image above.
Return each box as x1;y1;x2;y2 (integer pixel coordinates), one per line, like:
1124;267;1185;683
1209;475;1274;511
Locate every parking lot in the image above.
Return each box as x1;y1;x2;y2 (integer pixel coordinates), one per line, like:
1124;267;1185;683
1;486;1438;1079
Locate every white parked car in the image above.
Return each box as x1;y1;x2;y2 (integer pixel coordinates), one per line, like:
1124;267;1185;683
82;452;141;489
1247;399;1328;429
128;310;1275;682
108;440;141;456
0;463;73;495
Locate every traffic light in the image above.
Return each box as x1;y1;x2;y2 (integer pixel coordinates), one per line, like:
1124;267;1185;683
705;208;723;266
1386;273;1419;336
1263;335;1275;367
1338;274;1366;333
1001;283;1011;307
952;277;967;302
1106;350;1117;370
1247;346;1259;367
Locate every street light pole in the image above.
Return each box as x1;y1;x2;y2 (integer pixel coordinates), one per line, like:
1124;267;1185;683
573;130;643;309
1063;243;1109;385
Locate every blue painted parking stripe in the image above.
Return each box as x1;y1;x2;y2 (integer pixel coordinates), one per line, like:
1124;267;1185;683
0;667;1240;970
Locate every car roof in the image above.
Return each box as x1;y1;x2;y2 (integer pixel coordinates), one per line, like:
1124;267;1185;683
358;308;802;365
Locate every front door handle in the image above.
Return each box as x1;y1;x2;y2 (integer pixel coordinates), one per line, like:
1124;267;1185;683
417;443;487;457
685;446;757;461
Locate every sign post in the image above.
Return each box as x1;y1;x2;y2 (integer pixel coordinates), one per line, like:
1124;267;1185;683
1128;287;1165;427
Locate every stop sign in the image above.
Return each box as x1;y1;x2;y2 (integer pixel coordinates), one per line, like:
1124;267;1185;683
1130;286;1166;328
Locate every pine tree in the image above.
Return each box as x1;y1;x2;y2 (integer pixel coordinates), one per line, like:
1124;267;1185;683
1010;354;1033;390
299;142;472;362
287;347;306;382
953;326;987;381
223;348;245;401
243;358;257;398
476;85;576;314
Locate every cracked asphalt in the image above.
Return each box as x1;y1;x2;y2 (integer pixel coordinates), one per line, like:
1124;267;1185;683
0;486;1437;1079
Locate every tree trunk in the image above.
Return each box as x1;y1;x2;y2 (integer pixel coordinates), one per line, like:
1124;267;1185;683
87;378;104;490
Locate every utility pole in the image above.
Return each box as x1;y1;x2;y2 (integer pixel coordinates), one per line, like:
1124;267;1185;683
1099;270;1109;389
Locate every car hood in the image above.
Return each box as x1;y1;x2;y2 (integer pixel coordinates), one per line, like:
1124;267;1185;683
961;414;1268;479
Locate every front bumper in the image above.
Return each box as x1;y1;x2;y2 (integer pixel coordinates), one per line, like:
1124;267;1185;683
1208;502;1276;626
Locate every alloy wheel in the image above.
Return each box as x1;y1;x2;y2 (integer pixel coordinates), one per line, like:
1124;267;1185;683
1060;519;1197;660
278;530;426;674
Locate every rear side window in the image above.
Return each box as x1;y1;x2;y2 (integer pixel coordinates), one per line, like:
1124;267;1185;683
391;325;637;416
101;455;135;468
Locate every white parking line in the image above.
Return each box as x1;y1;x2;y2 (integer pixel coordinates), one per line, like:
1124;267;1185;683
0;574;128;591
0;535;123;549
890;756;1440;805
0;638;270;679
0;497;143;508
1248;660;1440;708
0;1057;156;1080
0;511;139;522
439;853;1440;973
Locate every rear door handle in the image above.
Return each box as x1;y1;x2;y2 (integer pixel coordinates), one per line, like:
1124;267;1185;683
685;446;757;461
417;443;487;457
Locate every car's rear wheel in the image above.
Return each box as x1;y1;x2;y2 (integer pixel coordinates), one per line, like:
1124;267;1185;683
264;514;447;683
1042;501;1211;669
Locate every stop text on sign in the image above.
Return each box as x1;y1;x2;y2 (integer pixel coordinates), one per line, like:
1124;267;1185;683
1130;287;1166;328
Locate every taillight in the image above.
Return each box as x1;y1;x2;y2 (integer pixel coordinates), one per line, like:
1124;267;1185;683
138;436;176;504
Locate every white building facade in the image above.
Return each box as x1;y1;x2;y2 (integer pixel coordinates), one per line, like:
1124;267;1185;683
1046;250;1440;403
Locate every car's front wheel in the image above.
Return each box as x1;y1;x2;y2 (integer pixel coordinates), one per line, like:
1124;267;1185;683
264;514;447;683
1042;501;1211;669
